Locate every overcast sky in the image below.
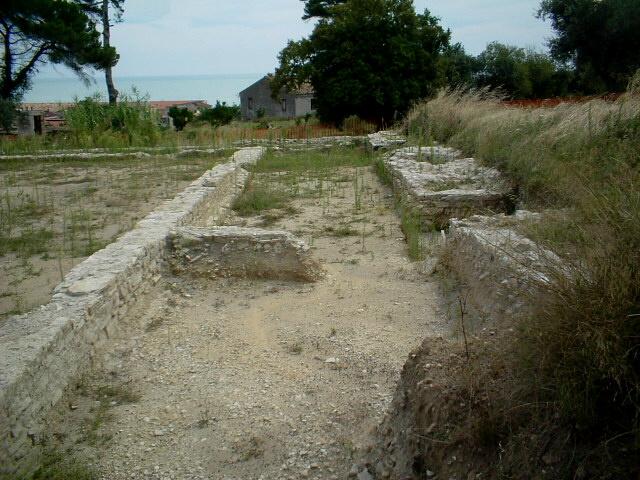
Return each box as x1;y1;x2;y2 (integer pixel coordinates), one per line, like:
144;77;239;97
43;0;553;78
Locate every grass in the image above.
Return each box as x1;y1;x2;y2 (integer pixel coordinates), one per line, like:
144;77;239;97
27;451;96;480
251;147;373;173
406;82;640;477
399;205;425;261
231;180;291;216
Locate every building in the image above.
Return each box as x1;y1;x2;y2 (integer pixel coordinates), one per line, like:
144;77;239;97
239;75;315;120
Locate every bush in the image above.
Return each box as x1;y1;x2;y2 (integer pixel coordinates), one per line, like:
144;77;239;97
198;101;240;127
168;106;193;131
65;91;160;146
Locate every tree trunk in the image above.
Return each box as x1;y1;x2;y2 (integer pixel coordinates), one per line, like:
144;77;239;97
102;0;118;105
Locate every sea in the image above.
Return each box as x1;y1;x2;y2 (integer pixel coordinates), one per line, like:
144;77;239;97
23;73;261;106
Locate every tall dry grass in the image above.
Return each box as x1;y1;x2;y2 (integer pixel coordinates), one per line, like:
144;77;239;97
407;78;640;477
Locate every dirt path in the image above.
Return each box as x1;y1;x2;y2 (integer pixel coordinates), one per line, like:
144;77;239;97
51;166;447;479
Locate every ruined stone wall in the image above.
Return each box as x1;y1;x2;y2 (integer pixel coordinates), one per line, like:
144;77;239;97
446;213;562;325
170;226;324;282
0;147;265;477
383;146;512;229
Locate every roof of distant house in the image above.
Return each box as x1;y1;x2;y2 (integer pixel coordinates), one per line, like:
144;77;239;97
149;100;210;110
240;75;315;96
20;103;74;113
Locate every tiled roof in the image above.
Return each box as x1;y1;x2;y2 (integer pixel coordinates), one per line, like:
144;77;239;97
149;100;210;109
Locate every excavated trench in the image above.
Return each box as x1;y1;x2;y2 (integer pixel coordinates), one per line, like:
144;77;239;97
2;145;449;480
1;138;554;479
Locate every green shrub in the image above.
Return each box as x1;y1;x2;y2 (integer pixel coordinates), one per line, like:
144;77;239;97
197;101;240;127
65;90;161;146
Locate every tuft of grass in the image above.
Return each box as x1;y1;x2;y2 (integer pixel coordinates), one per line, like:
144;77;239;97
324;225;358;237
373;156;392;186
0;228;54;257
231;181;291;217
28;450;96;480
400;206;425;261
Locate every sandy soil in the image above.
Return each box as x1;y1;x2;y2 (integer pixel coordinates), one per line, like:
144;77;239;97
0;153;227;319
46;166;449;479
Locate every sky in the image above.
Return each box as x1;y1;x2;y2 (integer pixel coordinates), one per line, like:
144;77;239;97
41;0;553;79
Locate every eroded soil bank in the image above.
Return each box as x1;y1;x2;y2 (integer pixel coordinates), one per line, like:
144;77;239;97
45;154;449;479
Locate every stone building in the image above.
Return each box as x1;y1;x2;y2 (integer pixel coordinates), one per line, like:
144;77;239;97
239;75;315;120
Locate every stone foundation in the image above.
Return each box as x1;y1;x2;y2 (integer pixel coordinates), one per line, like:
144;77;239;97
170;226;324;282
367;130;406;150
445;212;561;324
384;146;513;228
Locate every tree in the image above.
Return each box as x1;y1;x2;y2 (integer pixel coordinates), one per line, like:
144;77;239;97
300;0;346;19
198;101;240;127
539;0;640;92
476;42;532;98
0;97;18;133
275;0;451;124
437;43;478;88
0;0;116;101
474;42;570;99
79;0;125;104
168;106;193;131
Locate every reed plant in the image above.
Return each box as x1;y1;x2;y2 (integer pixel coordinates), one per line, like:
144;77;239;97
406;76;640;476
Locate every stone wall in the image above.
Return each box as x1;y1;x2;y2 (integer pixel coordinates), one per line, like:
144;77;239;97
445;212;562;324
170;226;324;282
383;146;513;228
0;147;265;477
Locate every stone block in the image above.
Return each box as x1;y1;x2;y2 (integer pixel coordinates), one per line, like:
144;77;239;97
169;226;324;282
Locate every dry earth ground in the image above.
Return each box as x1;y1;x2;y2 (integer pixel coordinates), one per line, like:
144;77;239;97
43;150;451;479
0;151;229;320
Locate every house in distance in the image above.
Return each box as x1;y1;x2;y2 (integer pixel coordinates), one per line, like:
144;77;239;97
239;75;315;120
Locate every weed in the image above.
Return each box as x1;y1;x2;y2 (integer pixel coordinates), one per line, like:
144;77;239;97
233;436;265;461
287;342;304;355
95;383;140;405
232;180;291;217
400;206;425;261
373;156;393;186
324;225;358;237
28;450;96;480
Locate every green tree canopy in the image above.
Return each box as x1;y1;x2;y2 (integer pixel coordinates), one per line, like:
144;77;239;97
0;0;116;100
198;101;240;127
168;106;193;131
300;0;346;19
275;0;451;125
539;0;640;92
475;42;570;99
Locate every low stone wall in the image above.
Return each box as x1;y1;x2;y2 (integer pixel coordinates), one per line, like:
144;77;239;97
384;146;512;228
170;226;324;282
234;135;366;149
445;212;561;324
0;146;228;161
0;147;265;477
367;130;406;150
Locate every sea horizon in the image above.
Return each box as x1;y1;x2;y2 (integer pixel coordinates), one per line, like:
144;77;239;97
23;73;262;106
